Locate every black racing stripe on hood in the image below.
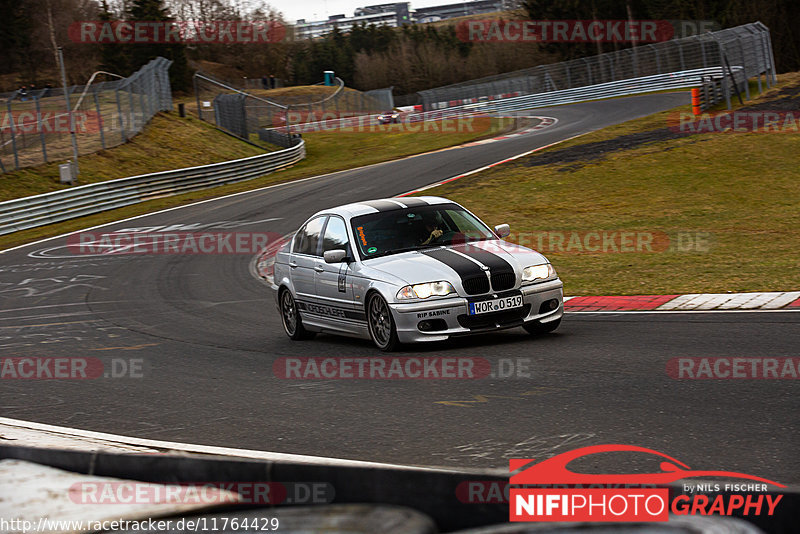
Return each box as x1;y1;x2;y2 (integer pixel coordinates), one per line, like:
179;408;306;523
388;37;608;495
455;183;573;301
421;248;489;295
359;200;403;212
451;244;514;274
396;197;429;207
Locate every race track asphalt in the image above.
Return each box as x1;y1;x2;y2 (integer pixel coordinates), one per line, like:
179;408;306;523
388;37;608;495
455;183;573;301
2;92;798;484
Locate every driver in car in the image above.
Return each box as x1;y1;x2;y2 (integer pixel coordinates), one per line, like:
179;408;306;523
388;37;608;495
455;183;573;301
419;214;443;245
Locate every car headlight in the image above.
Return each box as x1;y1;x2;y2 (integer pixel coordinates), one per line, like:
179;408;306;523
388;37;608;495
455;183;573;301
522;263;556;283
397;281;455;300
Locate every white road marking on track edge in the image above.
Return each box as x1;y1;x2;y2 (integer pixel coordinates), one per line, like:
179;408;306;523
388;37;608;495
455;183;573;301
0;417;497;474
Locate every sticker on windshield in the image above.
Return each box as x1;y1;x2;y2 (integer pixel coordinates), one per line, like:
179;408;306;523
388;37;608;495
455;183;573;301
357;226;368;246
367;247;377;253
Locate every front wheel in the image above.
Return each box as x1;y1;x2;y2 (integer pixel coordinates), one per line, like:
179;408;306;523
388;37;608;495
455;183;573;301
280;289;315;340
367;293;400;352
523;318;561;336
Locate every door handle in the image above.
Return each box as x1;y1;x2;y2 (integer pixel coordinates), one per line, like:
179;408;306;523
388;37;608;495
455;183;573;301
289;261;298;269
314;265;325;273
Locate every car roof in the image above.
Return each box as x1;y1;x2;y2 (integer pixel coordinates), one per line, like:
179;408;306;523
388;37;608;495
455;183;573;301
312;196;457;220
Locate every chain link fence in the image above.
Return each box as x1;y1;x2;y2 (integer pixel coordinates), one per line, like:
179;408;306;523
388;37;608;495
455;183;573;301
418;22;776;111
0;58;173;174
193;72;386;146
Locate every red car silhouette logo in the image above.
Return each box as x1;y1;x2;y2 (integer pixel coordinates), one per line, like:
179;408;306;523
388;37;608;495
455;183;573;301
510;444;785;487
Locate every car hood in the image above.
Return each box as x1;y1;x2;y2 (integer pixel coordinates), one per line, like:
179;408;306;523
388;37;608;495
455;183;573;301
362;240;549;291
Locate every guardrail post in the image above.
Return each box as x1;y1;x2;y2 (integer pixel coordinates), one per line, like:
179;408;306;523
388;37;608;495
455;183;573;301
127;84;137;134
544;71;557;92
714;41;732;109
34;96;47;163
583;58;592;85
742;27;763;95
6;100;19;170
138;79;147;129
762;26;777;86
696;36;708;69
93;88;106;149
115;87;128;142
193;75;203;121
737;38;750;100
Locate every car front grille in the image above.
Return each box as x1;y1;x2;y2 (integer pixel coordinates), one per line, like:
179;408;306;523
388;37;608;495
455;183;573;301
462;276;490;295
457;304;532;330
490;272;516;291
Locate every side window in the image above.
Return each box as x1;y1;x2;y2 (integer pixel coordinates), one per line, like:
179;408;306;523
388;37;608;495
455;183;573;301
294;216;326;256
445;210;473;233
321;217;350;253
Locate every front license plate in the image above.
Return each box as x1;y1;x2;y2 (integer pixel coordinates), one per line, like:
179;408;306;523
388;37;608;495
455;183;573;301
468;294;523;315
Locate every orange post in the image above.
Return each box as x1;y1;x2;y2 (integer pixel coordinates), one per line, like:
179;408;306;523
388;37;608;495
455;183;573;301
691;88;702;116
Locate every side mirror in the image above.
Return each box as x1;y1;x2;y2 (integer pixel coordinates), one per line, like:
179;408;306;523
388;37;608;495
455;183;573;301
494;224;510;238
324;249;347;264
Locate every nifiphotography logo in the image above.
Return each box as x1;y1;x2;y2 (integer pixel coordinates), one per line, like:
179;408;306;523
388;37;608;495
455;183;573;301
509;444;784;522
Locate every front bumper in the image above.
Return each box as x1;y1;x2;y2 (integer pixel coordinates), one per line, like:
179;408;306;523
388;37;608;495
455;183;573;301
388;279;564;343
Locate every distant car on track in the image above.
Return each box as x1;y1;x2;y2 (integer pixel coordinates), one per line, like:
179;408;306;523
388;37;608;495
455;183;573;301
273;197;563;350
378;111;401;124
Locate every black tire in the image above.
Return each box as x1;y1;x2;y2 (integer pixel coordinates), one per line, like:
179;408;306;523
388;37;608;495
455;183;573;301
279;289;315;340
523;318;561;336
366;293;400;352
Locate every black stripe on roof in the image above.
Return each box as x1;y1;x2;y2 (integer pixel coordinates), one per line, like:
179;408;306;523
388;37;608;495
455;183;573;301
396;197;429;208
359;200;404;212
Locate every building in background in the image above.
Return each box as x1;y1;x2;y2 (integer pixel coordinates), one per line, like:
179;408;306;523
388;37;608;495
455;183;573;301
414;0;512;23
295;3;412;40
293;0;514;40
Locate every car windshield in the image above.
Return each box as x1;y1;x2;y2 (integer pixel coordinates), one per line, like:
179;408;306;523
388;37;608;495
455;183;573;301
351;203;496;259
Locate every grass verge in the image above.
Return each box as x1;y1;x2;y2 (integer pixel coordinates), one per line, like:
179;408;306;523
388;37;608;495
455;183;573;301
0;113;274;201
415;74;800;295
0;116;515;250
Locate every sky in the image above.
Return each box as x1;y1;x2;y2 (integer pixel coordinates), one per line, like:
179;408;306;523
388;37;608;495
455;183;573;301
271;0;459;23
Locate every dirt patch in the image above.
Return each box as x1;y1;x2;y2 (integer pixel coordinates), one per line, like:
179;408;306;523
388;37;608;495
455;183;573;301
523;79;800;169
741;83;800;111
522;127;690;169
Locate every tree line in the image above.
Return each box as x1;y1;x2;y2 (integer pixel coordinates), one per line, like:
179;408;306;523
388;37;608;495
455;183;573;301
1;0;797;95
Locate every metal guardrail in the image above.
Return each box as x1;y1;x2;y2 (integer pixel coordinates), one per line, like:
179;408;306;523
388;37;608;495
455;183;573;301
194;73;386;145
428;67;735;115
0;139;305;236
418;22;775;112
